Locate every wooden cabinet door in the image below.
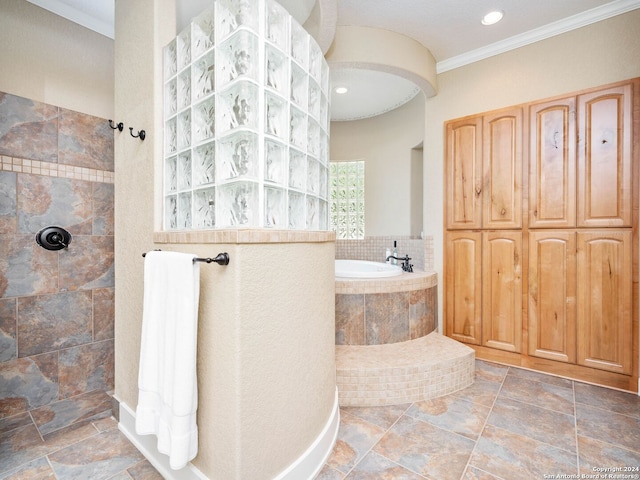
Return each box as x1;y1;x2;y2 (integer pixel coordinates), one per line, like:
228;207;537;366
482;231;522;352
528;231;576;363
445;231;482;345
577;230;633;374
446;117;483;229
577;84;633;227
483;108;523;229
529;98;576;228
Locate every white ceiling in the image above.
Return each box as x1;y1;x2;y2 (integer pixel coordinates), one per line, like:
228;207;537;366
26;0;640;120
331;69;420;121
338;0;626;64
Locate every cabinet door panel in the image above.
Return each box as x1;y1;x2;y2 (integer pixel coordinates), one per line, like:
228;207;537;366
446;117;483;229
482;231;522;352
528;231;576;363
577;85;632;227
577;230;633;374
529;99;576;228
483;109;522;229
446;232;482;344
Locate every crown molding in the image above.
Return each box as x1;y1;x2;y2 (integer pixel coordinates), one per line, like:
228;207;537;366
26;0;114;39
437;0;640;73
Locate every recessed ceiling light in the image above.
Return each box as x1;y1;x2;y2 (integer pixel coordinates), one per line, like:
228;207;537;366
482;10;504;26
335;86;349;94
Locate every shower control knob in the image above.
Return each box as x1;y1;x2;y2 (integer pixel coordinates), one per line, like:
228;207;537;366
35;226;72;251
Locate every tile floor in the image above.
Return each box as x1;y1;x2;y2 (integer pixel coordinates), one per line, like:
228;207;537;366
0;389;162;480
1;360;639;480
317;360;640;480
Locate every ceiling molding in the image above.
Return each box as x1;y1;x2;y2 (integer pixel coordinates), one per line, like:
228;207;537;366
437;0;640;73
26;0;114;38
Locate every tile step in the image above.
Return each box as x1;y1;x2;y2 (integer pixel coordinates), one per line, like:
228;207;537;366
336;333;475;407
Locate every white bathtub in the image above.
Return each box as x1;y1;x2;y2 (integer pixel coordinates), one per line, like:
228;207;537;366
335;259;403;278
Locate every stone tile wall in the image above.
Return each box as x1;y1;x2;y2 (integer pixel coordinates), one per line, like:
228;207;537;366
0;92;114;419
335;235;434;272
335;286;437;345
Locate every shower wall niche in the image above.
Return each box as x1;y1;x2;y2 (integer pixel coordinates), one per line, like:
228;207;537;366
163;0;330;230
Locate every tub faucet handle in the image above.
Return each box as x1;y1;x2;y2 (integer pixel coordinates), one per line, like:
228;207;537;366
401;255;413;273
385;255;413;272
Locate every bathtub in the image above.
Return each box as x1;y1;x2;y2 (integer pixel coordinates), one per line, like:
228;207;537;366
335;259;403;278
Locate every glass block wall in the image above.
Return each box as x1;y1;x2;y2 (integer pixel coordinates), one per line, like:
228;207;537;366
329;161;365;239
163;0;331;230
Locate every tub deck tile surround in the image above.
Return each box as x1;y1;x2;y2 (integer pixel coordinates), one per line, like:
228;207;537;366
335;235;434;272
335;270;438;345
335;294;365;345
335;270;437;295
364;291;410;344
410;288;436;339
336;333;475;407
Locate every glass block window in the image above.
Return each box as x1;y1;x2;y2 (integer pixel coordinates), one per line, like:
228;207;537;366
329;161;365;239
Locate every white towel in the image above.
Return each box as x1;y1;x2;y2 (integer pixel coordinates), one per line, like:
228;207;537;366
136;251;200;470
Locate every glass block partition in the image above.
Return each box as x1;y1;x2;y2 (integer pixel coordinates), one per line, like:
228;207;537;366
163;0;331;230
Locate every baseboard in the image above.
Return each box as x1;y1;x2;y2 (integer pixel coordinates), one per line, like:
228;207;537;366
118;388;340;480
118;401;208;480
273;388;340;480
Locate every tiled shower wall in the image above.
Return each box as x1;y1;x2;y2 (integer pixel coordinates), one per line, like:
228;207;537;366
0;92;115;419
335;235;434;272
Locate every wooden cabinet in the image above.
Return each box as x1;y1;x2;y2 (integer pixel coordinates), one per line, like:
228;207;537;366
528;229;633;374
527;83;635;375
577;230;633;374
445;231;482;345
445;107;523;354
446;117;483;229
577;84;633;227
482;231;522;352
445;79;638;391
446;108;522;230
529;98;576;228
528;231;576;363
483;109;522;229
445;231;522;352
529;84;633;228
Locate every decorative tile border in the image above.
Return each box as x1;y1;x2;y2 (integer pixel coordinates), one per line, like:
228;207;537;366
153;229;336;244
1;156;114;184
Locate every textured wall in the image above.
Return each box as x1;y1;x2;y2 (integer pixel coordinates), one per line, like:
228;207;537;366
0;92;114;418
192;241;336;479
114;1;337;478
330;95;425;236
0;0;114;119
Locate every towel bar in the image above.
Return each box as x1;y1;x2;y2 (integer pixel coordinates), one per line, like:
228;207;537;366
142;250;229;265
